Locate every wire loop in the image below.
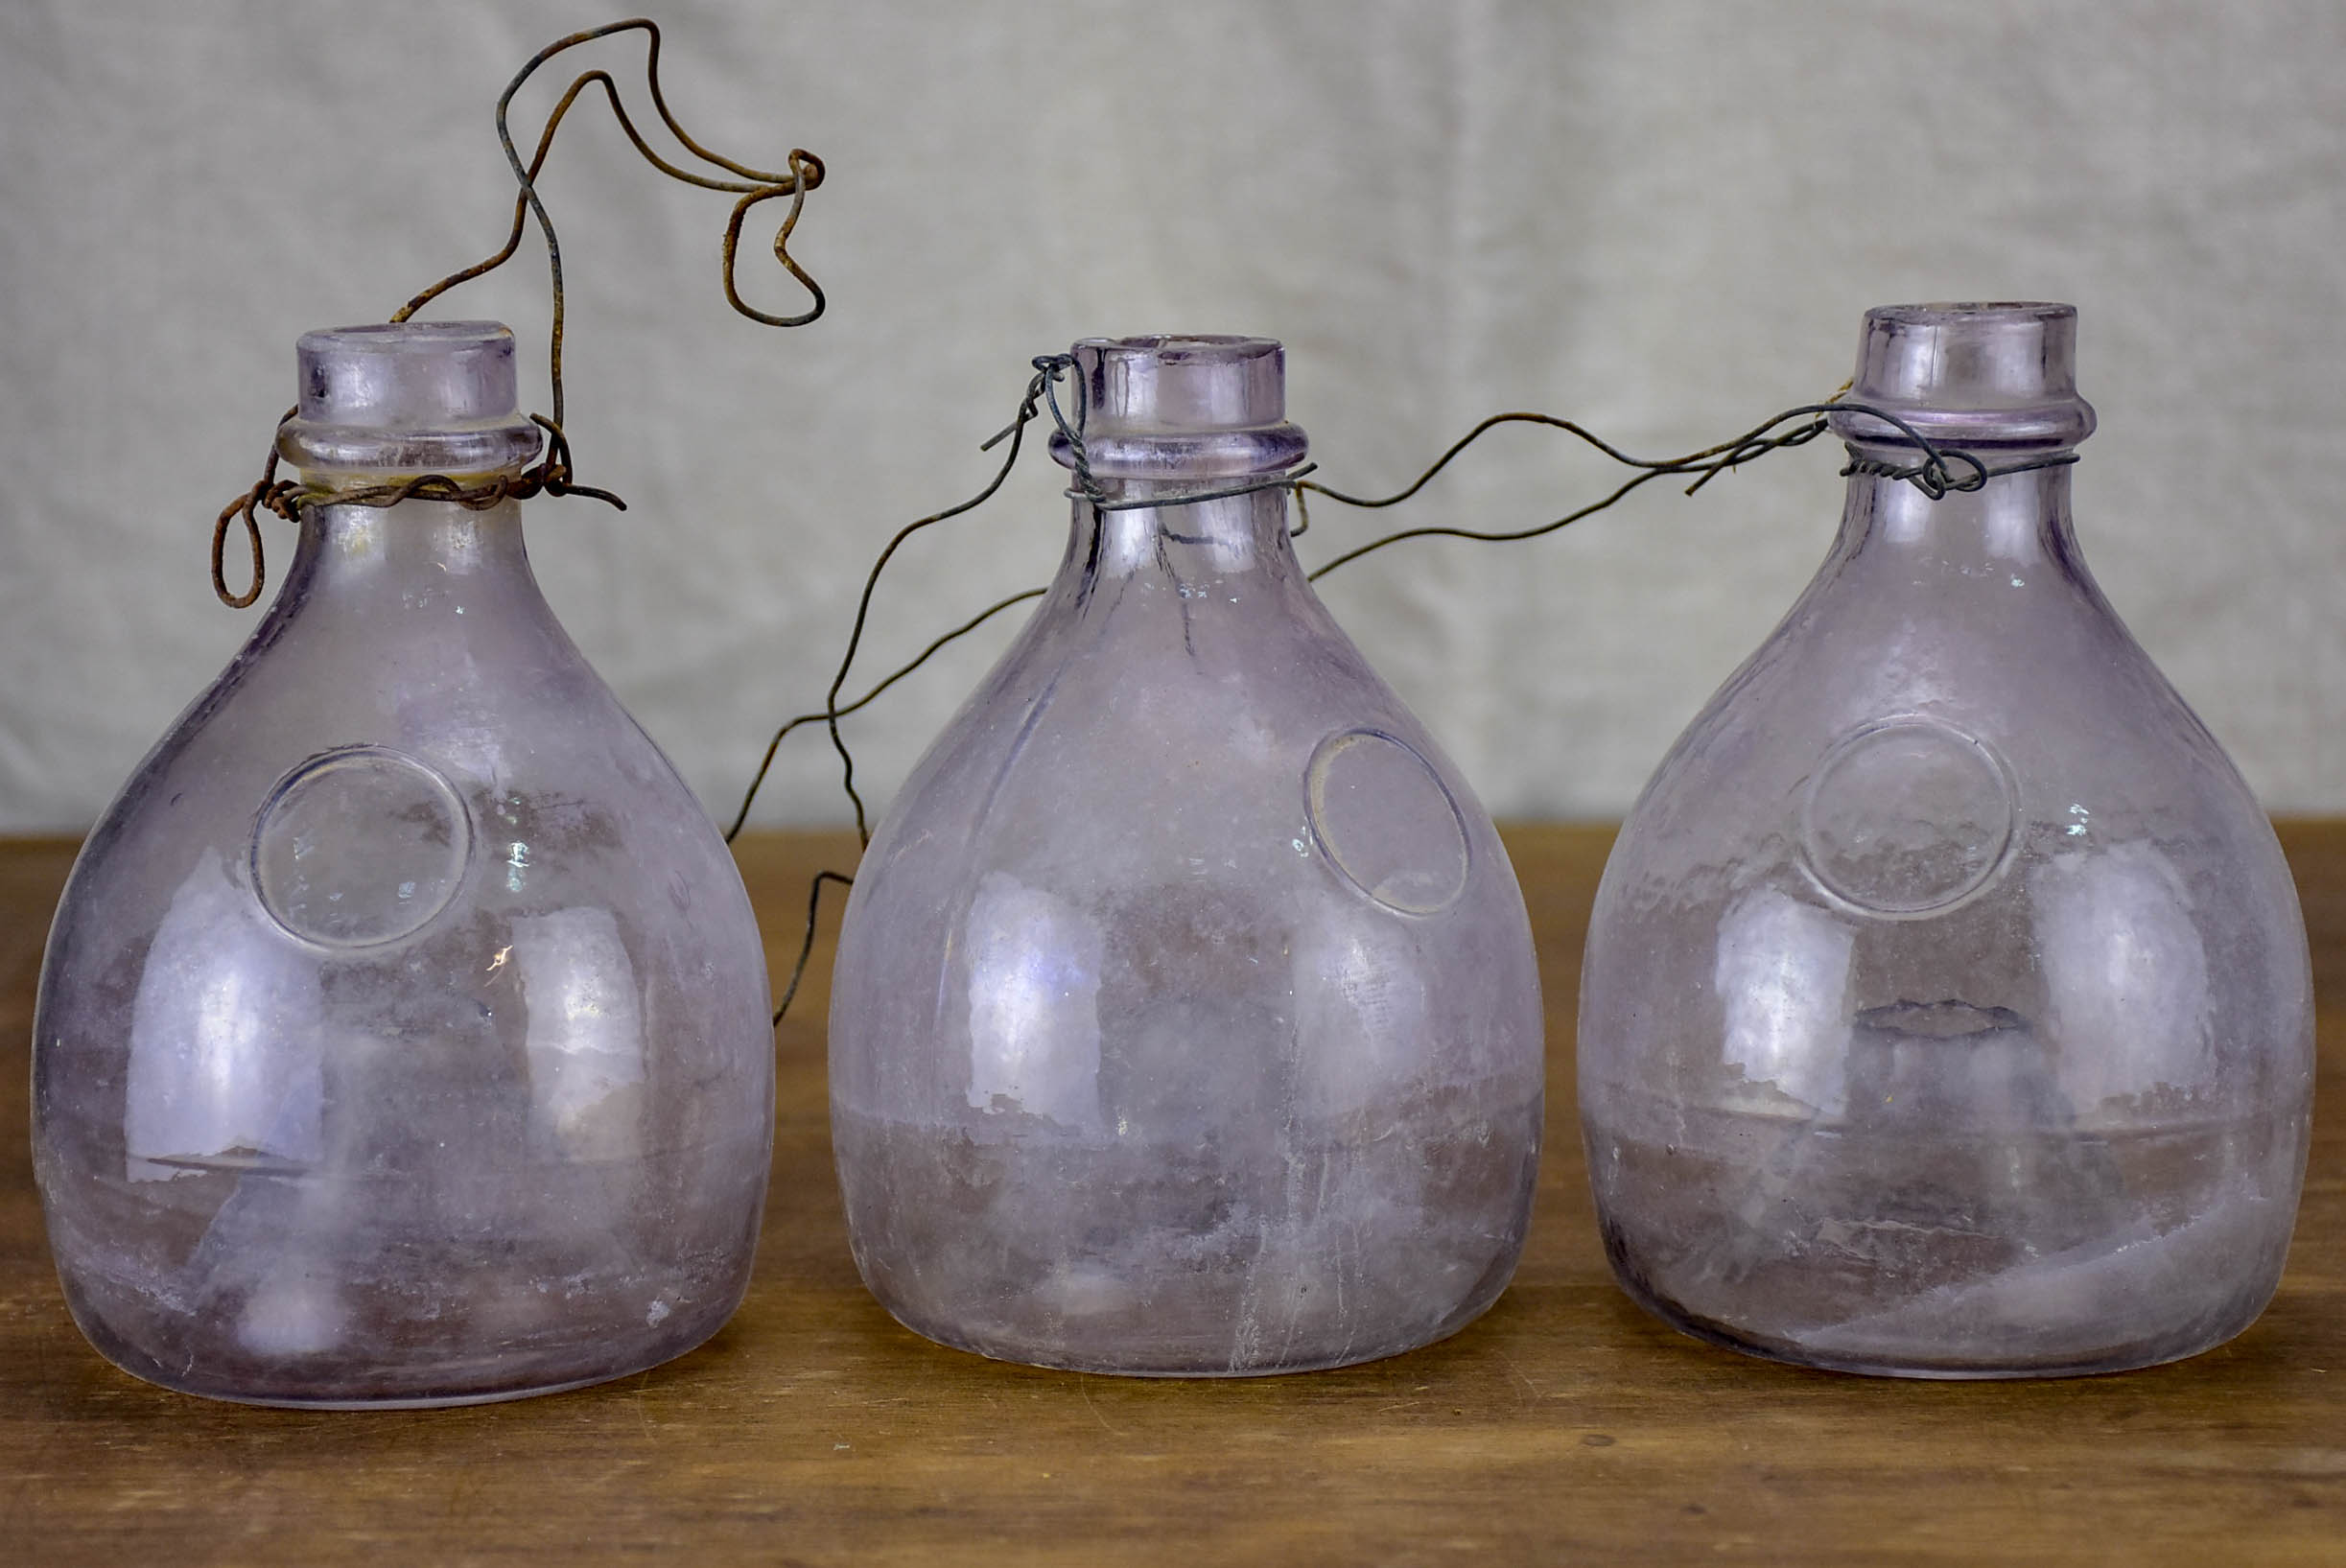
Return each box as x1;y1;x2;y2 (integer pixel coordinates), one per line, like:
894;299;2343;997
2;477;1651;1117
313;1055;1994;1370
1840;448;2076;498
392;16;826;423
728;369;2081;1022
213;17;821;610
210;415;622;608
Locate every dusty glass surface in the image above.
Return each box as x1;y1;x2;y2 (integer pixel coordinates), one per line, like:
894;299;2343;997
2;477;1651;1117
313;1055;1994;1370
1579;303;2313;1377
33;322;774;1407
829;337;1544;1375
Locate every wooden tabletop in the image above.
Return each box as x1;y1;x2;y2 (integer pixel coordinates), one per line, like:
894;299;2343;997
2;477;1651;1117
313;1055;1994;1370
3;824;2341;1565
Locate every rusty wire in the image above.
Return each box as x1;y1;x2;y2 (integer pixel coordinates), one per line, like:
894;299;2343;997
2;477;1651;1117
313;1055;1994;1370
212;412;619;607
1294;401;2077;578
723;585;1046;843
770;869;857;1026
815;357;1078;848
213;16;823;609
391;16;825;425
734;358;1085;1027
734;371;2080;1021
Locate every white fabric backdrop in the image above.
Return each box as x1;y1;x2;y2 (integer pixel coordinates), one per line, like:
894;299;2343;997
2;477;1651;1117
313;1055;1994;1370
2;0;2340;831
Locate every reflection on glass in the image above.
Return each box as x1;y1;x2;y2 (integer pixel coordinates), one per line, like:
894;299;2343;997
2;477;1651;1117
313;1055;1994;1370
1580;303;2312;1377
126;851;324;1181
965;872;1104;1128
1717;888;1853;1116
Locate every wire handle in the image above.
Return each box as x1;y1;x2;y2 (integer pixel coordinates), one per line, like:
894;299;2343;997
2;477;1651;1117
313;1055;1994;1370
214;17;825;609
730;372;2076;1022
392;16;826;426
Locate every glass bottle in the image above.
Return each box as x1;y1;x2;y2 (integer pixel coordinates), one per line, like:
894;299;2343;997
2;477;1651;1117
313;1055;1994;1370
33;321;774;1406
1579;302;2313;1377
828;336;1544;1375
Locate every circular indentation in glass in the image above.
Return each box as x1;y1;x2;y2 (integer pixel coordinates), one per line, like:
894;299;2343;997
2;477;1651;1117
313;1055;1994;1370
1799;717;2017;917
252;745;473;947
1304;729;1471;916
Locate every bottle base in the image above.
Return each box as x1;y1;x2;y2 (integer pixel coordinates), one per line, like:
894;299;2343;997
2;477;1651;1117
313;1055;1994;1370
1583;1101;2301;1380
73;1316;736;1409
58;1262;750;1410
872;1290;1505;1379
833;1095;1541;1379
1604;1251;2264;1381
110;1369;646;1411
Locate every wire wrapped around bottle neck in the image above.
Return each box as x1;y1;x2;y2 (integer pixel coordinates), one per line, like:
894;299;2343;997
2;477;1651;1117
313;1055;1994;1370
1026;351;1317;510
1069;466;1320;511
211;412;619;609
1839;447;2078;500
731;360;2106;1024
208;18;823;611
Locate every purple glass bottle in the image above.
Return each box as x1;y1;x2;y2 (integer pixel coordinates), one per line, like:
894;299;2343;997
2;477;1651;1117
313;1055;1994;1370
1580;303;2313;1376
34;322;774;1405
828;337;1544;1375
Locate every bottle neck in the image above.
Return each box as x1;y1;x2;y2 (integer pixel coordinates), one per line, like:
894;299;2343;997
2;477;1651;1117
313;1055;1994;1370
1836;451;2081;574
280;496;542;604
1065;483;1302;587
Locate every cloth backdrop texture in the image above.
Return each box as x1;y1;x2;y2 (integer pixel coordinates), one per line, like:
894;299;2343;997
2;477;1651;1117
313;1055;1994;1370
1;0;2339;831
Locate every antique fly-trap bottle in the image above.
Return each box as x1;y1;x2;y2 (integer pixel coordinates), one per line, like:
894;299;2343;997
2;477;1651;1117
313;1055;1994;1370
1578;302;2313;1376
32;322;775;1405
827;336;1545;1374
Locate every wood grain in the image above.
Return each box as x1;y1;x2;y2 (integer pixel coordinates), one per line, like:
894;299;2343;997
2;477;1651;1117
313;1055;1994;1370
2;825;2340;1565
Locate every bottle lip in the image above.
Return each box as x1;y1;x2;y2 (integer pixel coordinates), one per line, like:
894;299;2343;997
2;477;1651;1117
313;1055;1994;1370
1052;334;1308;480
1828;300;2097;451
1866;300;2074;327
279;319;543;477
1078;333;1281;361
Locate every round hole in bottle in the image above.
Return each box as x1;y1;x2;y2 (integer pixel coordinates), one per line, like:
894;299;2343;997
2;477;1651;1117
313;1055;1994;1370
251;745;474;948
1304;728;1471;916
1798;717;2017;918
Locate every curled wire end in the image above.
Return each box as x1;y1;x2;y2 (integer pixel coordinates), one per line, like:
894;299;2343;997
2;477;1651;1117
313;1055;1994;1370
395;15;830;431
722;148;827;328
212;414;301;609
1841;447;2070;498
206;412;630;611
1867;452;1981;500
772;868;856;1025
212;485;270;609
528;413;628;509
980;356;1070;452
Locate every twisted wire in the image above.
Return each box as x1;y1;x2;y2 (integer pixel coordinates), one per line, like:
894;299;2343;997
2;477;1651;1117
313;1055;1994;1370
733;374;2068;1022
212;16;822;609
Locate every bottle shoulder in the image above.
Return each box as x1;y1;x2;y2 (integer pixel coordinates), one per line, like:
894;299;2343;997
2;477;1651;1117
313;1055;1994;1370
1592;548;2299;980
47;594;744;992
862;579;1497;878
1633;558;2265;829
835;581;1534;1014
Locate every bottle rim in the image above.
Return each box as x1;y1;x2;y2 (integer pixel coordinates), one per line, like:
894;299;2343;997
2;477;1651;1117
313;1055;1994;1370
280;319;543;478
1829;300;2096;452
1053;334;1308;480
